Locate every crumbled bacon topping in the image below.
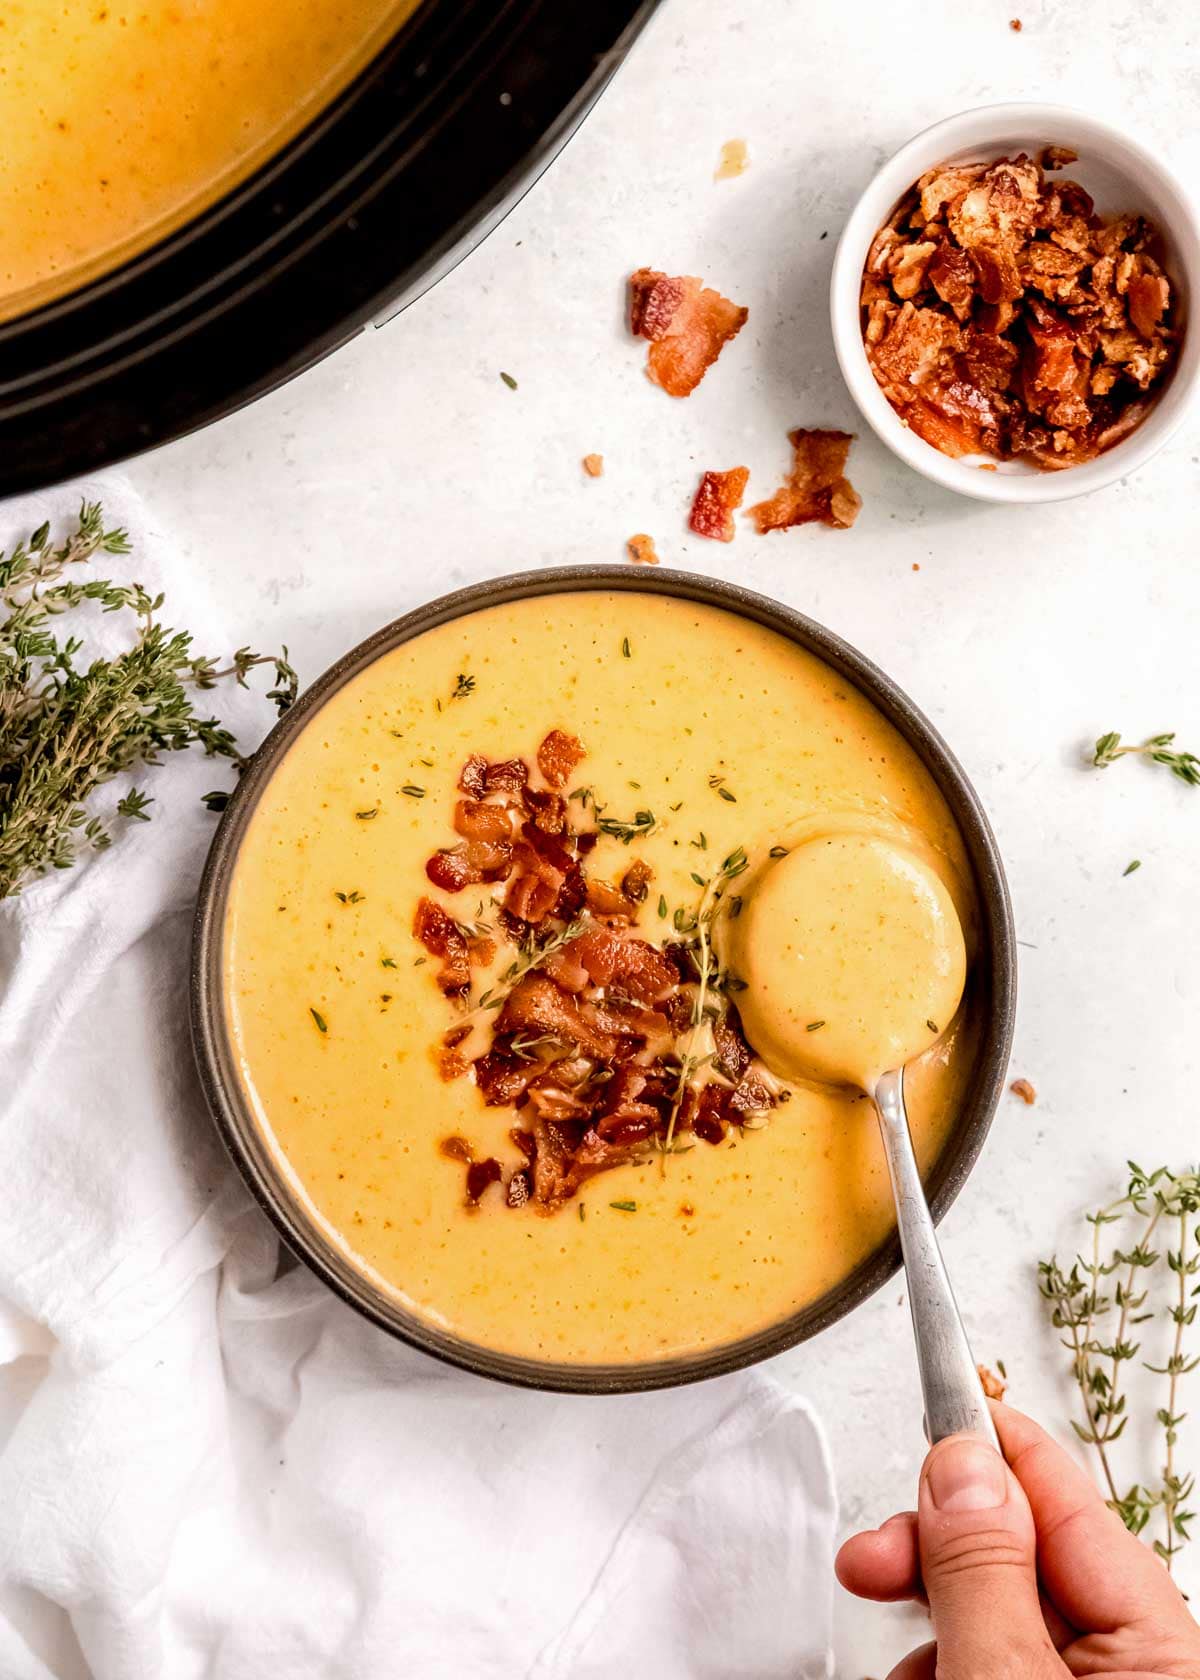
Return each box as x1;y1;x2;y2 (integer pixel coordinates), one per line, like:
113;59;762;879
413;898;470;999
861;152;1178;468
629;267;749;397
748;429;861;532
582;453;604;478
688;466;750;542
1010;1077;1037;1105
417;738;782;1213
537;729;585;789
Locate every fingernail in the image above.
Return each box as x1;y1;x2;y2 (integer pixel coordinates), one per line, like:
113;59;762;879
927;1439;1007;1512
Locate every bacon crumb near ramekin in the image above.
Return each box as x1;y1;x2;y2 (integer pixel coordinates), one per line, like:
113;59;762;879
748;429;861;532
1010;1077;1037;1104
688;467;750;542
626;533;660;565
977;1362;1008;1399
629;267;748;397
582;454;604;477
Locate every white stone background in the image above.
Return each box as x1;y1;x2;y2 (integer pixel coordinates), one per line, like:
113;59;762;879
40;0;1200;1671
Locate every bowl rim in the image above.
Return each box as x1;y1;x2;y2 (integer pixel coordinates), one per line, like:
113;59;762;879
830;100;1200;504
190;565;1017;1393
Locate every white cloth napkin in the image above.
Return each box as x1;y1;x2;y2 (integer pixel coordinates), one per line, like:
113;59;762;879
0;480;837;1680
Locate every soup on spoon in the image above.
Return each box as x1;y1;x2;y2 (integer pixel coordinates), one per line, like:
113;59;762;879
729;823;998;1446
728;827;967;1092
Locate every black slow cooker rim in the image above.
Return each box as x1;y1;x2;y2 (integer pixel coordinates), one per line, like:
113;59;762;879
0;0;662;495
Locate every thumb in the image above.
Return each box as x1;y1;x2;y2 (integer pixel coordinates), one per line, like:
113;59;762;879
918;1434;1059;1679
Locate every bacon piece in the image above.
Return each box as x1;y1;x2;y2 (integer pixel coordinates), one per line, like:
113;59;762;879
537;729;586;789
426;839;513;892
466;1157;502;1204
629;268;748;397
435;1047;470;1081
748;429;861;533
688;467;750;542
453;799;513;843
506;1170;531;1208
1128;270;1169;340
524;785;567;834
928;243;976;320
565;1128;653;1190
497;975;633;1062
474;1052;541;1106
458;755;488;799
607;939;679;1006
529;1115;577;1206
713;1010;753;1082
582;453;604;478
626;533;659;566
483;759;530;796
504;821;574;924
621;859;652;904
584;877;637;918
413;897;470;998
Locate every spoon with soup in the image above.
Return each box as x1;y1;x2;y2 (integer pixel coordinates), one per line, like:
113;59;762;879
728;827;998;1448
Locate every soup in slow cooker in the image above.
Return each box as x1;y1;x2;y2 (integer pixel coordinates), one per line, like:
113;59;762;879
0;0;420;320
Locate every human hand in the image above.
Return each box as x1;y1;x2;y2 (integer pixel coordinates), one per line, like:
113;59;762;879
836;1402;1200;1679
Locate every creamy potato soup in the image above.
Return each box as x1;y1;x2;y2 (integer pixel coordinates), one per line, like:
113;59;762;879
0;0;419;318
224;593;980;1365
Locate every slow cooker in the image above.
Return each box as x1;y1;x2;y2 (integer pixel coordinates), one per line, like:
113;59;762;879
0;0;660;496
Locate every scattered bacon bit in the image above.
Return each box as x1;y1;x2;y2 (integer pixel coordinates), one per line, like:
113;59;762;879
679;1202;695;1218
458;755;488;799
537;729;586;789
688;466;750;542
1009;15;1022;28
748;429;861;533
466;1157;503;1204
620;859;652;903
453;799;513;843
861;152;1177;469
582;453;604;477
483;759;529;795
413;898;470;998
629;267;748;397
627;533;659;566
1010;1077;1037;1105
425;840;512;892
435;1047;470;1081
506;1170;531;1208
978;1362;1008;1400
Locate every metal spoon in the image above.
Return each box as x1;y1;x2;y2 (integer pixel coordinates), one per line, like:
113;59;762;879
874;1065;999;1448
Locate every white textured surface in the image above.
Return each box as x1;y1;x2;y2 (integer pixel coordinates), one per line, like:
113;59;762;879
107;0;1200;1672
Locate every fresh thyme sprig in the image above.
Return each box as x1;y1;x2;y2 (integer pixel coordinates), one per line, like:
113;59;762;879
0;505;297;897
470;916;586;1017
1092;732;1200;787
1038;1163;1200;1570
596;808;657;843
660;845;749;1161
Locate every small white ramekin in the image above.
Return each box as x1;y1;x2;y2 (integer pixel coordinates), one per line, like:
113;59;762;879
830;103;1200;503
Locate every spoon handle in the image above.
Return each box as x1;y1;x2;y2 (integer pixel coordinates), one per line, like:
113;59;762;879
874;1067;999;1449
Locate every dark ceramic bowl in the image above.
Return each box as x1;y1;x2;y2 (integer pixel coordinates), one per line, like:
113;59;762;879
191;567;1016;1392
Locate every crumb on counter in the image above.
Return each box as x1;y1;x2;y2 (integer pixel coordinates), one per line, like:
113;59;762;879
582;453;604;478
629;267;748;397
748;429;861;532
627;533;660;565
1010;1077;1037;1105
689;466;750;542
1009;16;1022;29
978;1362;1008;1399
714;138;749;181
